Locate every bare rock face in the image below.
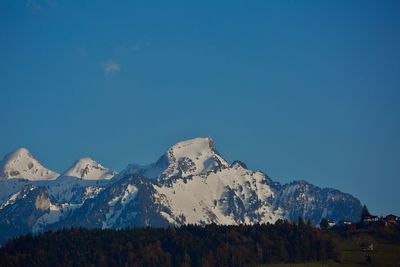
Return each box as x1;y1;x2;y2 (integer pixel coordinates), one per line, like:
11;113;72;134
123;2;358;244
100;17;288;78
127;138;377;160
35;192;51;210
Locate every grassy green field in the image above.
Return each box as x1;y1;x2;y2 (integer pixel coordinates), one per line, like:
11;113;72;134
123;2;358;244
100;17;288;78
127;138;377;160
336;235;400;267
259;230;400;267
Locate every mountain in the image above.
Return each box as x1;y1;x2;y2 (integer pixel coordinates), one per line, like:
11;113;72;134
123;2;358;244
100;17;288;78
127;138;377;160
0;185;56;243
121;137;229;181
0;138;363;244
0;148;59;180
273;180;363;223
62;157;117;180
115;138;280;225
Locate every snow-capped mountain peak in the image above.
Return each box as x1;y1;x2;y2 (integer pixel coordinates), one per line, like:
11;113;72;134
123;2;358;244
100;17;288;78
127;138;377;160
169;137;217;159
120;137;229;181
0;148;59;180
62;157;117;180
166;137;229;174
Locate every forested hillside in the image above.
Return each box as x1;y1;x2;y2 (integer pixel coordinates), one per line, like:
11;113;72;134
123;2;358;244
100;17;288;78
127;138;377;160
0;220;338;267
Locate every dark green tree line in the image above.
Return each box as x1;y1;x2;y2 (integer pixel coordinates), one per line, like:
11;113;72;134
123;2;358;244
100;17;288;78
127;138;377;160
0;220;339;267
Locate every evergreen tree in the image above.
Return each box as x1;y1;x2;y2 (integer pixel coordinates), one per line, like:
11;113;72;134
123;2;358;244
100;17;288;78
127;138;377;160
320;218;329;229
361;205;371;221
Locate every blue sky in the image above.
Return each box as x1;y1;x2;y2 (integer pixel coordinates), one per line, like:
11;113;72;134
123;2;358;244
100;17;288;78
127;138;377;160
0;0;399;215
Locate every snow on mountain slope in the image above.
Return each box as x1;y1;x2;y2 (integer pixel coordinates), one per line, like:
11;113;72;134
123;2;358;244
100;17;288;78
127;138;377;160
0;179;31;205
121;137;229;181
154;163;282;225
63;157;117;180
0;184;35;209
51;174;169;230
0;148;59;180
45;176;109;204
0;177;109;236
102;183;138;228
0;176;108;207
115;138;282;226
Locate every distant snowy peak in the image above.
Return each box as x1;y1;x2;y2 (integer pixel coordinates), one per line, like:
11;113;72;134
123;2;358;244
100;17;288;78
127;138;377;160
121;137;230;181
169;137;225;163
63;157;117;180
0;148;59;180
166;137;229;175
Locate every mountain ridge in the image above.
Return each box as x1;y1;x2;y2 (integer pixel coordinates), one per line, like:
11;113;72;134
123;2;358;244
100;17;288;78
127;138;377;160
0;137;363;244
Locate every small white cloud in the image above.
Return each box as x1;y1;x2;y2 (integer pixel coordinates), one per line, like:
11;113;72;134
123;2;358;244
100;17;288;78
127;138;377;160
102;60;121;75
